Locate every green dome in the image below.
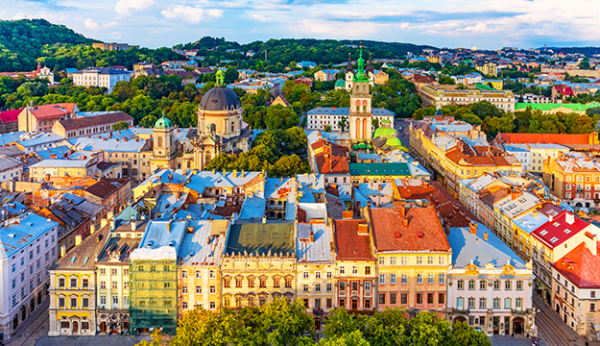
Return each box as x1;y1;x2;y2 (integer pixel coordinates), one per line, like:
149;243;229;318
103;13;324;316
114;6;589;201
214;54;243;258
358;143;367;149
373;127;396;138
386;136;402;147
335;79;345;87
154;114;172;129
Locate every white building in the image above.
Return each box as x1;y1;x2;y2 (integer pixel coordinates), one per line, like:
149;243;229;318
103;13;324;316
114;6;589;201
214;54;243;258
447;223;535;337
72;67;132;93
0;213;59;340
504;144;531;171
0;157;23;183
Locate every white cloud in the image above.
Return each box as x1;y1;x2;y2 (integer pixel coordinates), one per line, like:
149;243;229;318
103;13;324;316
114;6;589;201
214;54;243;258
250;14;275;22
84;18;118;31
290;19;382;37
161;5;223;24
115;0;155;16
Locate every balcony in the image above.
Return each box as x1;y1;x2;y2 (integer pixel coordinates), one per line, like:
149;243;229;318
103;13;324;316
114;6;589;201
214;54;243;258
511;308;533;316
451;308;470;315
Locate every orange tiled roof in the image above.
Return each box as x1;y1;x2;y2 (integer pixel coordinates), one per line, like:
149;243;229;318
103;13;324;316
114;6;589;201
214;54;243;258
498;132;596;146
333;219;375;261
553;242;600;288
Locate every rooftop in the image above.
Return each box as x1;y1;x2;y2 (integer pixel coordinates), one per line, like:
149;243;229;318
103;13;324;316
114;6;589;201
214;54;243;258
226;223;295;256
178;220;229;266
333;219;375;261
52;226;109;270
296;223;334;263
0;213;59;260
553;242;600;289
531;210;592;249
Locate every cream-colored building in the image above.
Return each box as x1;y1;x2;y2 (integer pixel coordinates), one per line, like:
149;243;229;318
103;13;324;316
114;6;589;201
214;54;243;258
221;223;296;309
72;67;131;93
419;84;515;112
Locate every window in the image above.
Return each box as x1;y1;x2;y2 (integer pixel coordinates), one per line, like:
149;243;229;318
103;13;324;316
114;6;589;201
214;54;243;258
438;293;445;304
285;278;292;288
315;272;321;279
401;256;407;264
70;297;77;309
303;284;309;293
196;286;202;294
438;273;445;284
457;280;464;290
248;278;255;288
416;256;423;264
100;295;106;306
339;282;346;291
365;266;371;275
235;278;242;288
100;281;106;289
504;298;511;309
480;298;486;309
112;281;118;289
379;294;386;305
58;278;65;288
390;274;397;284
209;270;215;279
259;278;266;288
468;280;475;290
390;256;397;265
327;283;332;292
182;270;188;278
352;266;358;274
592;303;596;312
111;268;117;275
303;272;309;279
327;272;332;279
416;293;423;304
379;257;385;265
494;280;500;290
516;281;523;291
100;268;106;275
401;274;407;284
428;293;434;304
428;256;434;264
210;286;216;294
592;291;597;298
516;298;522;309
182;302;188;310
58;297;65;308
428;274;434;284
196;270;201;278
390;293;397;305
505;281;512;291
182;286;188;294
439;256;445;265
365;282;371;291
417;274;423;284
379;274;386;284
352;282;358;291
339;266;345;274
480;280;486;290
468;297;475;309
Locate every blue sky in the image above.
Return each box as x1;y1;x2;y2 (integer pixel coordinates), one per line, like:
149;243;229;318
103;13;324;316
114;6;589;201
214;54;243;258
2;0;599;50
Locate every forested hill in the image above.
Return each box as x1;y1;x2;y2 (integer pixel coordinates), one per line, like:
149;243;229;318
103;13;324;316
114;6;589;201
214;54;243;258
0;19;183;72
542;46;600;55
0;19;91;71
175;37;434;66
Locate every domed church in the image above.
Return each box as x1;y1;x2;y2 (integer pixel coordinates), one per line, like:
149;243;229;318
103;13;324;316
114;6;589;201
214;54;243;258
193;69;252;170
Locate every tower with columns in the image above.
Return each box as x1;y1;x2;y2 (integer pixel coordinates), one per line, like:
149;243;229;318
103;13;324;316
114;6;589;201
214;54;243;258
348;47;373;140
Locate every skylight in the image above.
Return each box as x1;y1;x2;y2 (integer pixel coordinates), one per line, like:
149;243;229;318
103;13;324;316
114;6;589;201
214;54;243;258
540;230;548;236
550;237;559;243
564;229;571;234
70;257;76;263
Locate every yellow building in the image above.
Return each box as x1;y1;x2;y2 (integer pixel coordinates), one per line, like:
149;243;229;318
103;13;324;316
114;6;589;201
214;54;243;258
95;220;145;334
372;70;389;86
29;157;97;181
493;190;540;253
178;220;229;314
295;221;336;316
221;223;296;309
476;62;498;76
48;226;109;336
485;79;504;90
367;206;451;315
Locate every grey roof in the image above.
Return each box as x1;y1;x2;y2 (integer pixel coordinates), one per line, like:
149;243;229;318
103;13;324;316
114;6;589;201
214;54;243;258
226;223;295;256
448;223;526;269
0;156;22;171
199;86;242;112
52;226;109;271
296;223;334;263
74;67;130;75
0;146;24;157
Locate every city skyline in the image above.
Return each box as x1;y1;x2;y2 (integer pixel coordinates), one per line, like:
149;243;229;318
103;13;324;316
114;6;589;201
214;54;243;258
2;0;599;50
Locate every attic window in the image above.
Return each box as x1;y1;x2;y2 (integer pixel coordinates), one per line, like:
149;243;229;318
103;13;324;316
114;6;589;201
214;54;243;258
70;257;76;263
564;229;571;234
83;257;88;263
553;222;560;227
550;237;559;243
540;230;548;236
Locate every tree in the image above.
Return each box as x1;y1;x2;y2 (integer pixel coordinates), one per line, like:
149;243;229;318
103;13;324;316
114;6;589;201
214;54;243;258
338;116;348;132
450;321;491;346
136;329;170;346
265;105;300;130
112;121;130;131
325;125;332;132
469;101;502;120
372;118;380;130
319;330;370;346
438;75;455;85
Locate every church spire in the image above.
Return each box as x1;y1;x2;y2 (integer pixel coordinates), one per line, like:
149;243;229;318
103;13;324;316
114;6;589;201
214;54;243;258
353;44;370;83
216;69;225;87
346;52;353;72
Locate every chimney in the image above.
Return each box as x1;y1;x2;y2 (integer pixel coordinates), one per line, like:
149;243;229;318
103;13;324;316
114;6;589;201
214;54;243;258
402;218;408;227
377;184;382;191
533;209;538;218
187;226;194;234
100;218;108;229
310;230;315;243
90;224;96;234
357;222;369;235
75;234;82;246
549;212;554;222
232;170;238;178
60;245;66;258
484;232;488;241
110;218;116;231
242;170;245;178
262;215;266;224
444;224;450;235
566;212;575;225
469;222;478;235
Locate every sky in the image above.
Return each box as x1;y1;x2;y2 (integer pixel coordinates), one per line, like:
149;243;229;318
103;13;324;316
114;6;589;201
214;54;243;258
2;0;600;50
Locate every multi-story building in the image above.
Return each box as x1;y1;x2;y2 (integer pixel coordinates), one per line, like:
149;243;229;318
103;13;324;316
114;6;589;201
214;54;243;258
72;67;131;93
447;222;535;336
95;220;145;334
53;111;134;139
178;220;229;314
314;69;339;82
0;156;23;183
48;223;105;337
476;62;498;76
84;178;132;219
18;103;78;133
91;42;138;51
308;139;350;186
531;211;598;304
419;84;514;112
367;205;451;316
129;219;187;335
552;242;600;340
493;189;540;248
29;156;97;181
333;218;377;311
295;217;336;319
221;223;296;309
1;213;59;340
544;152;600;209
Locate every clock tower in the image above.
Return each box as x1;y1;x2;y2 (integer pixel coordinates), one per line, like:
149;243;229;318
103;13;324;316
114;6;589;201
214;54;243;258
348;47;373;140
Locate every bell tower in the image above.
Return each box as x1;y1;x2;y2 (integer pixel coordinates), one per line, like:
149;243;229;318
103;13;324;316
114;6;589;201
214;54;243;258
348;46;373;140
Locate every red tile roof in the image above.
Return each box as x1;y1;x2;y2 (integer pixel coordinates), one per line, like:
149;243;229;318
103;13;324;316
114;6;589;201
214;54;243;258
553;243;600;288
555;85;575;97
313;141;349;175
0;109;21;123
58;112;133;131
369;206;451;252
531;210;590;249
28;103;77;120
496;132;596;146
333;219;375;261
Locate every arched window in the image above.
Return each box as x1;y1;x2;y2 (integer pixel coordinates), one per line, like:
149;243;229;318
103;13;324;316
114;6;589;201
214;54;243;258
356;85;359;91
363;106;366;112
355;100;361;106
362;100;368;106
157;136;163;148
356;106;360;112
363;85;367;92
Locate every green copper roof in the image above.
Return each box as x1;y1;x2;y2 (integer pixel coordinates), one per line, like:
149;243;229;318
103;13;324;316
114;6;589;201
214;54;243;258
216;69;226;86
353;46;370;83
515;102;600;112
373;127;396;138
335;79;345;87
385;136;402;147
154;112;172;129
349;162;411;176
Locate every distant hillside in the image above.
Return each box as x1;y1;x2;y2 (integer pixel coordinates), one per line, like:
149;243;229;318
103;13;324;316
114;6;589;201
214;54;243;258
541;46;600;55
175;37;434;67
0;19;183;72
0;19;92;71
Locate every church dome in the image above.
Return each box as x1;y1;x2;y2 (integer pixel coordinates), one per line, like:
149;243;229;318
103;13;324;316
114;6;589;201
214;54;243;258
199;86;242;112
154;114;172;129
373;127;396;138
385;136;402;147
335;79;345;87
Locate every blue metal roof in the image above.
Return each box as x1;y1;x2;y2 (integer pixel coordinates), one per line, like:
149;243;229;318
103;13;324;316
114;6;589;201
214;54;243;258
0;213;58;259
